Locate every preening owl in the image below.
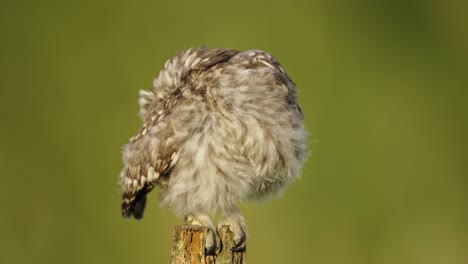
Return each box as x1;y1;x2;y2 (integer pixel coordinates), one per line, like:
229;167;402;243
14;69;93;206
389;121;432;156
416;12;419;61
119;47;307;251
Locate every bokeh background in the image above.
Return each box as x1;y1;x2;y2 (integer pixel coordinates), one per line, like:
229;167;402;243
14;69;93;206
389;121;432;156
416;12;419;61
1;0;467;263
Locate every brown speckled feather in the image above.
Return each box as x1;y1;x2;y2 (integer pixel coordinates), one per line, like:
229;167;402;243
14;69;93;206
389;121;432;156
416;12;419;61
120;48;242;219
119;47;308;250
119;47;307;224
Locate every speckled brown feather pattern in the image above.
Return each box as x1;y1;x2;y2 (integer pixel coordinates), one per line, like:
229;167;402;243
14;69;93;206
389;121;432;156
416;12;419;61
120;47;307;221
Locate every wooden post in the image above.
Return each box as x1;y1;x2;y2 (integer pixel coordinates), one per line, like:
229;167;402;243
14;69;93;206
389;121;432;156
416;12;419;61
169;225;246;264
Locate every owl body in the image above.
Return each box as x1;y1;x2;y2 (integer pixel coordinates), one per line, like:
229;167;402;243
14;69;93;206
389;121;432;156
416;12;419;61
120;47;307;219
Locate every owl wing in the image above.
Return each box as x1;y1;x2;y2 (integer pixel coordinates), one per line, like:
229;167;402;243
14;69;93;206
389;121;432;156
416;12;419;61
120;47;240;219
121;78;184;219
120;106;180;219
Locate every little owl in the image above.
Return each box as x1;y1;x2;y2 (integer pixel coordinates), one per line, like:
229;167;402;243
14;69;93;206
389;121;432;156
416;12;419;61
119;47;307;252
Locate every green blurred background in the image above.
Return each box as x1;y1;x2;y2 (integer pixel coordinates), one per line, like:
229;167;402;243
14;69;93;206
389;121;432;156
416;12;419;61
1;0;467;263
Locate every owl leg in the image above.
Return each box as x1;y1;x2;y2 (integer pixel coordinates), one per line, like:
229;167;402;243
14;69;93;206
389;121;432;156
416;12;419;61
217;207;248;252
185;212;220;255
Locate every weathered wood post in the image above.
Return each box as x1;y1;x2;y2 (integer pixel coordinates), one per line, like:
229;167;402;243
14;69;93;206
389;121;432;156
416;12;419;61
169;225;246;264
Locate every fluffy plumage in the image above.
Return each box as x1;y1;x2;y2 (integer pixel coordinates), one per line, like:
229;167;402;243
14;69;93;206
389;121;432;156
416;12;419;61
119;47;307;248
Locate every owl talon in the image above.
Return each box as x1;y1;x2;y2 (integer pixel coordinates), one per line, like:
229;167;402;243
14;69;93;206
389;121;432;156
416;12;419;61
204;231;220;255
230;235;246;252
185;213;220;255
218;210;248;252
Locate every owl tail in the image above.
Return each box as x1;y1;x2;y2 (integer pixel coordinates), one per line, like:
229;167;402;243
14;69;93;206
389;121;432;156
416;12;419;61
121;192;147;220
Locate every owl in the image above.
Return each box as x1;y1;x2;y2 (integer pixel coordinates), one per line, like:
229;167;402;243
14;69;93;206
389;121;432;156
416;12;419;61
119;47;307;252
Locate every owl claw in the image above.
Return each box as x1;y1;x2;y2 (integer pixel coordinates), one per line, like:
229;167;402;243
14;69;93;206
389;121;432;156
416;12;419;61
185;213;220;255
230;234;246;252
217;211;248;252
204;231;220;255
